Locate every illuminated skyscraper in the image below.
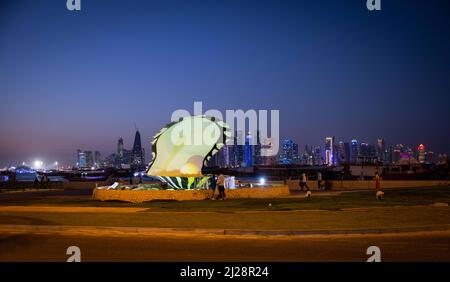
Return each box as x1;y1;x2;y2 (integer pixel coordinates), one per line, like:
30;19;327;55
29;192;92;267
377;138;386;163
392;144;403;163
312;146;321;165
350;139;359;164
279;139;298;165
417;144;426;163
244;132;253;167
325;137;335;166
77;149;86;168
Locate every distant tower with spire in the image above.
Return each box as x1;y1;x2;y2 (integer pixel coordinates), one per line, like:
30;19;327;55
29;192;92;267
131;127;145;171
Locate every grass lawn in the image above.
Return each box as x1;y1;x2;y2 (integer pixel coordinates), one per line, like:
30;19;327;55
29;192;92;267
0;186;449;212
0;187;449;231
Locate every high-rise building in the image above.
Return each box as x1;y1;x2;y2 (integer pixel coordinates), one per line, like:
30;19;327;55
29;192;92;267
344;142;350;164
377;138;386;163
392;144;403;163
337;141;350;164
387;145;394;164
84;151;94;167
360;143;377;164
77;149;86;168
417;144;426;163
313;146;322;165
232;130;245;167
104;153;118;168
350;139;359;164
76;149;97;168
131;130;145;171
212;143;230;168
253;131;263;166
259;137;277;166
244;132;253;167
94;151;101;168
301;145;312;165
117;137;124;164
325;137;335;166
426;151;435;163
279;139;298;165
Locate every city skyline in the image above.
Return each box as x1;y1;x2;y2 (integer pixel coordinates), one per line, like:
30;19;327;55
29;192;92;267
1;0;449;167
1;128;445;169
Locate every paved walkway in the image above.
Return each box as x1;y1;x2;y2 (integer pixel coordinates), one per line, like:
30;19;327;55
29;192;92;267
0;206;147;213
1;223;450;238
1;205;449;237
2;230;449;261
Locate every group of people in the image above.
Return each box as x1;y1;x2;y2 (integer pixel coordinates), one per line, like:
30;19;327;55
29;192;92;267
299;171;384;200
34;174;50;187
209;173;226;200
298;172;326;198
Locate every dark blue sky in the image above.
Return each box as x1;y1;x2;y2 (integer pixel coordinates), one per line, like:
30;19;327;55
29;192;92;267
0;0;449;167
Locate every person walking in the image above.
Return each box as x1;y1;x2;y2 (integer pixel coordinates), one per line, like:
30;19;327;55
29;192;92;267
34;176;40;188
217;173;225;200
317;171;323;191
209;174;217;200
41;174;48;189
299;172;309;191
374;172;384;199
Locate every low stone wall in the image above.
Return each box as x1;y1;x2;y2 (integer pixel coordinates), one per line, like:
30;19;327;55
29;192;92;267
92;185;290;203
287;180;450;191
225;186;290;199
64;181;109;190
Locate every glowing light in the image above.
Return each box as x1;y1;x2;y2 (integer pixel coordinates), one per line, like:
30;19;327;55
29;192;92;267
34;160;43;169
180;162;200;176
259;177;266;185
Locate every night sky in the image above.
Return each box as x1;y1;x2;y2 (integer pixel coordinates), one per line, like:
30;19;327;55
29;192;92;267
0;0;449;167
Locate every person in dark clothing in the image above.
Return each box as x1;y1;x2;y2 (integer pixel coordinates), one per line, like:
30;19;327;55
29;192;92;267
41;174;48;188
217;174;226;200
130;172;134;185
317;172;324;191
209;175;217;200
